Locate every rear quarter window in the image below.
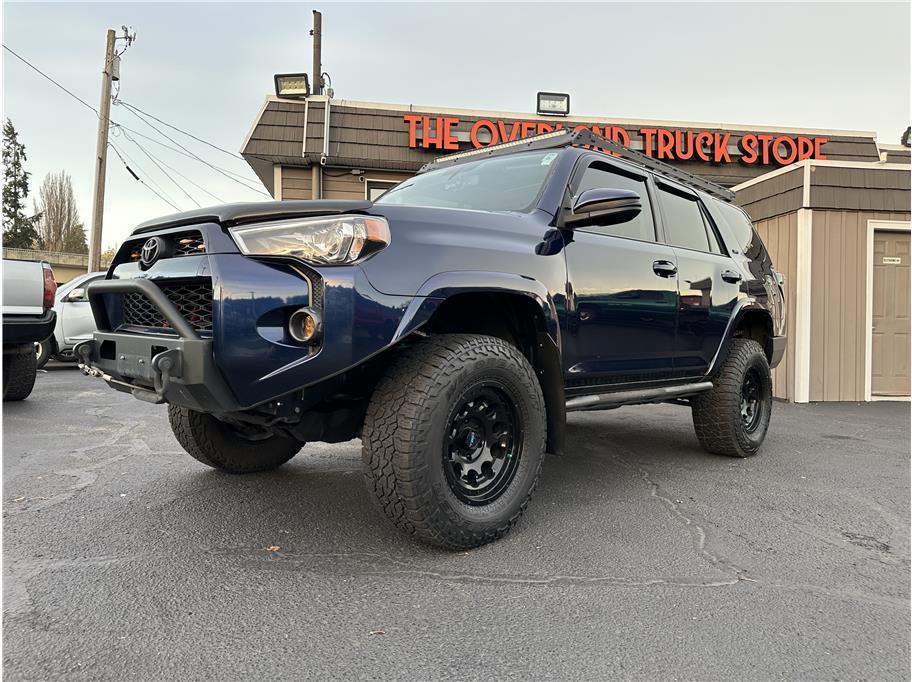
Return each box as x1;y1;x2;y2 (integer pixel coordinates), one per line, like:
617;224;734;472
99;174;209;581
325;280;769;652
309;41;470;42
713;201;759;256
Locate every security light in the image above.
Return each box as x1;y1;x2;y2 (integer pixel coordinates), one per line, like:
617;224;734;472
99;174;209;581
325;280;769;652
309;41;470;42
536;92;570;117
274;73;311;99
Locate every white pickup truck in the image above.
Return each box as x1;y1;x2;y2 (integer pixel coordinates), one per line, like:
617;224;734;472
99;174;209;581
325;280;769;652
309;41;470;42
2;259;57;400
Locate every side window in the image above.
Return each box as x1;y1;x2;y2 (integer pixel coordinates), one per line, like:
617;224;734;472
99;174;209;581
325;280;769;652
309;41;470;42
714;200;760;257
574;163;656;242
699;205;724;255
658;186;716;253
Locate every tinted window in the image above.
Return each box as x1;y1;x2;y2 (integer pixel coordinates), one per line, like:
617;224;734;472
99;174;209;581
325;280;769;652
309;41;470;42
376;150;557;212
700;205;724;255
714;200;758;255
575;164;655;241
659;187;713;252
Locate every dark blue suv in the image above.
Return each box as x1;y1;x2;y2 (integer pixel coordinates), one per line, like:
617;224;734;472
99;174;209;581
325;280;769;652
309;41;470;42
79;129;786;549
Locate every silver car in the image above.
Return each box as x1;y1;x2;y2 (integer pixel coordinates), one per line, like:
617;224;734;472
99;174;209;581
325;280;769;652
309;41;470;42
36;271;105;368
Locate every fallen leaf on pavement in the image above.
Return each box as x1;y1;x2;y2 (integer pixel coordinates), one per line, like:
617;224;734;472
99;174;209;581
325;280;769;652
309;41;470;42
266;545;281;552
370;629;385;636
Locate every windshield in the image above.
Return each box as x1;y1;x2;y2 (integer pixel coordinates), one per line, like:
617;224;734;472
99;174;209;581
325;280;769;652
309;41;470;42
376;150;559;212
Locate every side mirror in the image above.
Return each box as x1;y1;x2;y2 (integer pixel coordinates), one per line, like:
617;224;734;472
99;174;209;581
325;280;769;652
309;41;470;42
64;287;87;302
565;188;642;228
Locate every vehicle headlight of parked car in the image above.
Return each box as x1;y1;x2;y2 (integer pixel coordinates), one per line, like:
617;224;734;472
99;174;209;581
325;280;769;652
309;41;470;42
229;215;390;265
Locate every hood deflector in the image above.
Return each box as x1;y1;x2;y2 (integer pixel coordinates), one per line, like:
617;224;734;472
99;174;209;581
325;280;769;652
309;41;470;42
132;200;374;234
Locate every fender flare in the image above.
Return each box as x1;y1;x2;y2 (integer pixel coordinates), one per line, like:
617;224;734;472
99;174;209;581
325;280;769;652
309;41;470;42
392;270;562;351
390;271;566;455
707;299;773;376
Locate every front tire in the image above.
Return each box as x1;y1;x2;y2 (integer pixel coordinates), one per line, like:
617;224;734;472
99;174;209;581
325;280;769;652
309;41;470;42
691;338;772;458
168;405;303;473
3;345;38;401
362;334;546;550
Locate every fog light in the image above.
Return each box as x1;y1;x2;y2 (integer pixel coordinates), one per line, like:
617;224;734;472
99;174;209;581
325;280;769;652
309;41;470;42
288;308;322;344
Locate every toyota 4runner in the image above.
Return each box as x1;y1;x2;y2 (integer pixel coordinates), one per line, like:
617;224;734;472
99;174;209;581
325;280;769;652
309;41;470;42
78;129;786;549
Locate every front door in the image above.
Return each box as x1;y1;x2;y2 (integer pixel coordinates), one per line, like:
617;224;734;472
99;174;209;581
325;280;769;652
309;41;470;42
563;159;678;386
872;229;911;396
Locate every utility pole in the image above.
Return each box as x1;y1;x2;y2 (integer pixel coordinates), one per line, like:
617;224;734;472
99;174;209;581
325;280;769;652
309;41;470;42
310;10;323;200
87;29;116;272
312;10;322;95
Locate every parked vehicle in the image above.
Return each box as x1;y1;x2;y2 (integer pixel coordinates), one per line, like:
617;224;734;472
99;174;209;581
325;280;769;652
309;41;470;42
3;259;57;400
35;271;106;368
77;129;786;549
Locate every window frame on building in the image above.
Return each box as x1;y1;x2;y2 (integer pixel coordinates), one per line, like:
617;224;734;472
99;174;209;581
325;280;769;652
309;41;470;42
365;179;400;201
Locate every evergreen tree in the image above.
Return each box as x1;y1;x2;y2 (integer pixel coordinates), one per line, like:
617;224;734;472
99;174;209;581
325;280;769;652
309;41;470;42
2;119;39;248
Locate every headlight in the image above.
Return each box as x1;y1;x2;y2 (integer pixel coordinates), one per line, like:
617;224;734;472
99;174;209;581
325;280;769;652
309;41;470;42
229;215;390;265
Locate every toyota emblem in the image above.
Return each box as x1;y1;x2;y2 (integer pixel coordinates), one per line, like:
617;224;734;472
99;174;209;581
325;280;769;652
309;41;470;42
140;237;163;268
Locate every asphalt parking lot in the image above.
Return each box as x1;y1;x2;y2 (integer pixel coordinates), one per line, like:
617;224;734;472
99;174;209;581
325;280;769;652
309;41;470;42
3;364;909;680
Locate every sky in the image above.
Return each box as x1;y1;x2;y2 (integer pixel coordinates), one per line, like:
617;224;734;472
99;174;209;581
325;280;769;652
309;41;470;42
2;1;910;247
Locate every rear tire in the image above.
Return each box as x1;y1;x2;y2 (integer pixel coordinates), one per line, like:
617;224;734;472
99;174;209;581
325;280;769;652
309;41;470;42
168;405;303;473
362;334;546;550
3;345;38;401
691;338;772;458
35;337;53;369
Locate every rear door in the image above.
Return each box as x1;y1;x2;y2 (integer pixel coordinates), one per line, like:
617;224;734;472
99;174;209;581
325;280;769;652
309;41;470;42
654;181;740;377
562;158;679;386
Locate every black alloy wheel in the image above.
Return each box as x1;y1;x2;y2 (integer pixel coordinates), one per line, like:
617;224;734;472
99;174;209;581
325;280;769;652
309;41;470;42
691;338;772;458
740;367;765;434
444;383;523;505
362;333;547;549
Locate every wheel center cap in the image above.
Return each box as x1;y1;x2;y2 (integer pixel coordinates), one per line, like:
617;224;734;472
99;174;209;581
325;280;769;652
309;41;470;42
464;429;481;449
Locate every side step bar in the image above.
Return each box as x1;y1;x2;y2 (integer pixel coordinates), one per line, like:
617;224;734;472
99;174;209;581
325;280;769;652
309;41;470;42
565;381;713;412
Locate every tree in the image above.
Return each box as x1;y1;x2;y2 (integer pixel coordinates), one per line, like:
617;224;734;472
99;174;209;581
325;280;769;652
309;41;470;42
2;119;39;248
99;244;118;267
34;171;87;254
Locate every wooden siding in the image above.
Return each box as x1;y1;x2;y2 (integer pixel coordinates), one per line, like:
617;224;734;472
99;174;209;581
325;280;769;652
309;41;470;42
885;148;911;164
808;210;911;402
281;166;312;200
754;212;798;400
809;166;911;213
736;168;804;222
281;166;412;200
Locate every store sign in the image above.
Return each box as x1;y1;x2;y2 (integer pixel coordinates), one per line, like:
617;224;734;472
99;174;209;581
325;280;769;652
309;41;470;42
402;114;827;166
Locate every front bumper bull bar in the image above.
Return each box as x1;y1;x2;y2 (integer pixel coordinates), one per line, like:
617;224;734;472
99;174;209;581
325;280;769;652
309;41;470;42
76;278;240;412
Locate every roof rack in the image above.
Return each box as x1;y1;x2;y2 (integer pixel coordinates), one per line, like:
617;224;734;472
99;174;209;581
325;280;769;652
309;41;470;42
419;128;736;202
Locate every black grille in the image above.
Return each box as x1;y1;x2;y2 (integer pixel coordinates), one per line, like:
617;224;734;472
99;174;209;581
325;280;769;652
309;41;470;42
310;277;324;309
173;233;205;256
127;231;205;262
122;280;213;332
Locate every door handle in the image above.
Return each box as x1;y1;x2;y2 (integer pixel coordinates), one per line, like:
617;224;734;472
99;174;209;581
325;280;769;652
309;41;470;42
652;260;677;278
721;269;743;284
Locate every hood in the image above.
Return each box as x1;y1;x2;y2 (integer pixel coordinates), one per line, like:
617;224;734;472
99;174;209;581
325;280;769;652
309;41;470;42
132;200;374;234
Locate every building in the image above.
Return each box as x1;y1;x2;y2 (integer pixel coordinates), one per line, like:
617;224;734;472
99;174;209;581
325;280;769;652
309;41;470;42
736;160;910;402
241;96;911;401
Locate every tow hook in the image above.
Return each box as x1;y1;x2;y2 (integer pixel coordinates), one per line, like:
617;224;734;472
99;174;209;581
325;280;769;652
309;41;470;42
79;363;105;379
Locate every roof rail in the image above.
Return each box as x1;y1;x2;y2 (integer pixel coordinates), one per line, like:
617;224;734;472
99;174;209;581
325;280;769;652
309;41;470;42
419;128;736;202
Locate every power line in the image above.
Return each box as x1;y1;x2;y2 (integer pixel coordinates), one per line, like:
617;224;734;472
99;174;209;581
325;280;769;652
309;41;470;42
110;141;180;207
118;100;242;161
122;131;201;208
110;123;264;186
4;43;270;198
120;130;224;203
2;44;99;117
117;99;285;169
108;141;181;211
115;102;269;196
